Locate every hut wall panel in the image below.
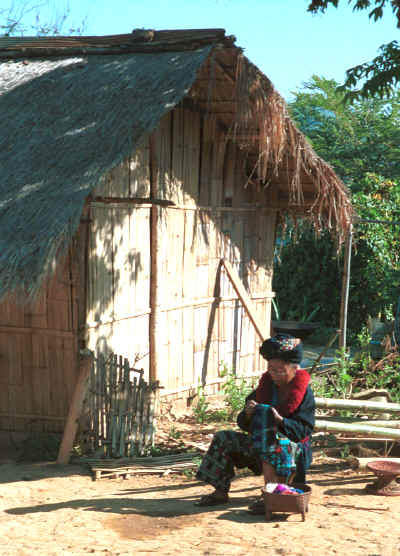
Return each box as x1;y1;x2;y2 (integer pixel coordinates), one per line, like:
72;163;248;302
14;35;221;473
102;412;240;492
165;210;184;302
87;206;114;324
94;159;130;198
171;108;185;205
23;291;47;329
129;140;151;197
83;111;274;400
93;140;150;199
112;206;133;319
111;206;151;318
223;141;236;205
133;208;150;312
198;116;215;206
183;110;201;205
86;199;151;375
0;298;24;327
182;306;194;385
195;211;211;265
47;256;77;332
182;211;196;299
210;126;226;207
0;255;78;432
167;309;183;390
156;202;274;394
153;112;172;200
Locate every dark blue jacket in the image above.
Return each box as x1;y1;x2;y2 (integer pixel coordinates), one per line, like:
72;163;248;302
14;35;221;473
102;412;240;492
236;385;315;482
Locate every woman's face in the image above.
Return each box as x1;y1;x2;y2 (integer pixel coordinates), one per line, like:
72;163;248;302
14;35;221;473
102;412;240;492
268;359;297;386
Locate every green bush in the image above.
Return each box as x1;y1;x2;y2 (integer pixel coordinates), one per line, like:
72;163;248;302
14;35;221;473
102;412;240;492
17;432;61;462
193;384;210;424
220;365;255;419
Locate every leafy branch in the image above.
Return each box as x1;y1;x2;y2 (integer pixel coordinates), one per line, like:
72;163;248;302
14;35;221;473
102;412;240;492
307;0;400;100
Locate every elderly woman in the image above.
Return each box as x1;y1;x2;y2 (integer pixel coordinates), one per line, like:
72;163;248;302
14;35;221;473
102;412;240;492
196;334;315;511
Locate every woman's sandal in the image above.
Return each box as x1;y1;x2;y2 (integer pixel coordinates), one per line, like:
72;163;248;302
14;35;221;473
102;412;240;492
196;492;230;506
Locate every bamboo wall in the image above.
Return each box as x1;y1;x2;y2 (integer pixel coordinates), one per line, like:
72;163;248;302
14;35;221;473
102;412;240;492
86;141;151;372
87;105;276;399
0;102;277;434
0;256;78;432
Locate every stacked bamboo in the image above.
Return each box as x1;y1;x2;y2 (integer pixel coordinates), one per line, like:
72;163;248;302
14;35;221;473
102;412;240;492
315;397;400;441
84;452;201;480
86;353;160;457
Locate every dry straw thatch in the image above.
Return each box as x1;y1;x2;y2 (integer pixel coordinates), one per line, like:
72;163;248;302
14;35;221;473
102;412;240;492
232;53;352;235
0;28;352;301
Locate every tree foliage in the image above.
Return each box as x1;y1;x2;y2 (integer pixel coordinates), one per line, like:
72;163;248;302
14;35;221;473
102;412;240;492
274;77;400;339
290;76;400;188
307;0;400;101
0;0;86;37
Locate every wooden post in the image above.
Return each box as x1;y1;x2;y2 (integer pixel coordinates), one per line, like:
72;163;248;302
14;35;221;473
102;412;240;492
221;258;267;341
57;349;93;464
149;135;161;382
339;224;353;349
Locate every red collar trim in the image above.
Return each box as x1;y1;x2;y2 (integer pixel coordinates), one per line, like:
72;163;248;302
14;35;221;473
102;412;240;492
255;369;310;416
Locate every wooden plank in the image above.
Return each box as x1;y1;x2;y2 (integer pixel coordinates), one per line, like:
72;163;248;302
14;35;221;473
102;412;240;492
210;126;226;208
129;139;151;197
222;140;235;206
57;351;93;464
171;107;184;205
95;158;130;197
198;115;214;206
221;259;266;341
112;206;134;320
23;290;47;329
87;206;114;325
183;108;201;205
153;112;172;201
0;325;74;338
182;210;197;300
0;296;25;327
134;207;151;312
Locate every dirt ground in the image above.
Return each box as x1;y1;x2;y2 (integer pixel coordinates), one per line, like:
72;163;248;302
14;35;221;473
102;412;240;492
1;414;400;556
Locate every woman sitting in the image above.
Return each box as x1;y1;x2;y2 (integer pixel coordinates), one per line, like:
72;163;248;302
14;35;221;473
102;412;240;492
196;334;315;512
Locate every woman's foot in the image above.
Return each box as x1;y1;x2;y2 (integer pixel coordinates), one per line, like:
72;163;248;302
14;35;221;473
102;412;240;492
196;490;229;506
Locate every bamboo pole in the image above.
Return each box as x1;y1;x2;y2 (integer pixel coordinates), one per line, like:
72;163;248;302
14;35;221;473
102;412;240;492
315;397;400;414
348;457;400;471
149;136;162;382
57;349;94;464
318;417;400;428
315;419;400;439
339;224;353;349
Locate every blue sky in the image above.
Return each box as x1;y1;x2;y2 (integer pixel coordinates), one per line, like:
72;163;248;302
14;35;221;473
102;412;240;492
5;0;399;100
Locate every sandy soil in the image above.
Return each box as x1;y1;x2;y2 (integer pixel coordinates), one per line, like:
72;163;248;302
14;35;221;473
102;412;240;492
1;431;400;556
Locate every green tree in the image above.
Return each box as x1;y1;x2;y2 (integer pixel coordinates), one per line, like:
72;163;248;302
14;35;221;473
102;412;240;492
290;76;400;188
274;76;400;339
307;0;400;100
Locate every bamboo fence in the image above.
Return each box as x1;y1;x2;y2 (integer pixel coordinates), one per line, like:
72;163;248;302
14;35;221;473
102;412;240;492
84;353;160;457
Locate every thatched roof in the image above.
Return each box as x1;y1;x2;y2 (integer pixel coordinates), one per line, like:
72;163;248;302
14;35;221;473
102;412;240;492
0;28;352;299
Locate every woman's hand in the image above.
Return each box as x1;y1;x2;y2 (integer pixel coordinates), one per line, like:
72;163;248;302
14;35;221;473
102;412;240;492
270;407;284;424
245;399;258;416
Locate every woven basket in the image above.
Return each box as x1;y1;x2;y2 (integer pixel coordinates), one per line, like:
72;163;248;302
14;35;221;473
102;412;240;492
262;483;312;522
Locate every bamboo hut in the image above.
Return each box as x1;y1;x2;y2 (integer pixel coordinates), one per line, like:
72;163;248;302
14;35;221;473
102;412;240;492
0;29;352;434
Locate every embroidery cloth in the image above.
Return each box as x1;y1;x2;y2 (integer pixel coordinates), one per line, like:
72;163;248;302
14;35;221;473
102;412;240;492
251;403;301;480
